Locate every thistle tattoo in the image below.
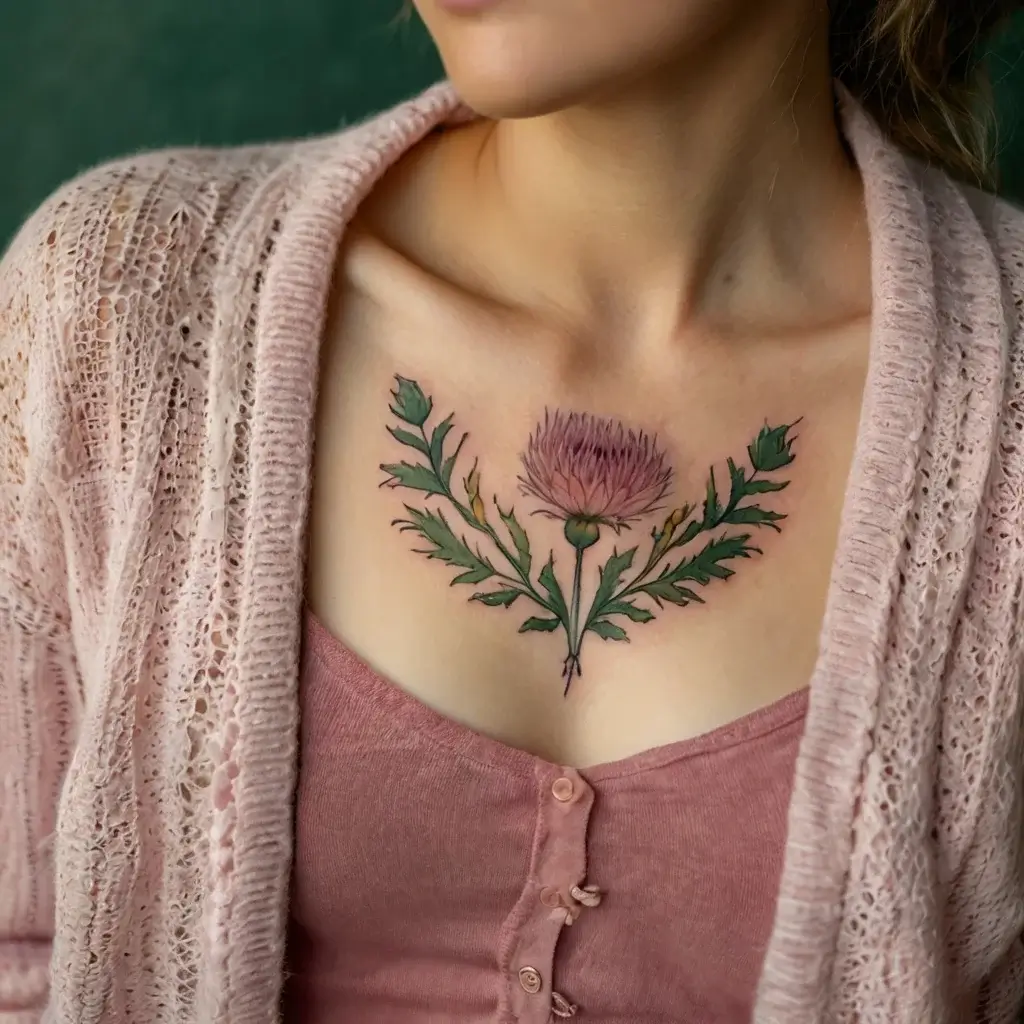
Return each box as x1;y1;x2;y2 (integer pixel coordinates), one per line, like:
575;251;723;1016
381;375;799;696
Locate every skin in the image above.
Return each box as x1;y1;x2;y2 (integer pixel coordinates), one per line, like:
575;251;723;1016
409;0;870;344
305;0;873;766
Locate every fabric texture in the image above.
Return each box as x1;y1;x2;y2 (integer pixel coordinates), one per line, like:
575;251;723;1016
1;77;1024;1024
285;612;808;1024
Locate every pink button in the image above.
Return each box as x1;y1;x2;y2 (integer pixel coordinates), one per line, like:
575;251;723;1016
551;776;574;802
518;966;542;994
539;886;561;908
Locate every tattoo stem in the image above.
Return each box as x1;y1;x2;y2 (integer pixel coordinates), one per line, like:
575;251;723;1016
563;547;585;694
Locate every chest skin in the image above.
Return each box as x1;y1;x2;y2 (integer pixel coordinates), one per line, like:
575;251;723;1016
305;122;871;768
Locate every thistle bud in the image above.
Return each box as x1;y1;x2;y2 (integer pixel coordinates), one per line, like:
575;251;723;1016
464;464;486;526
388;375;432;427
652;506;687;558
659;507;684;537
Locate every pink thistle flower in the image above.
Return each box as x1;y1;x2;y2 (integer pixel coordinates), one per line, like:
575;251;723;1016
518;410;672;533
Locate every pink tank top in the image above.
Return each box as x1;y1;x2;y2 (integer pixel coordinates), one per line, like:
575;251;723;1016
284;612;808;1023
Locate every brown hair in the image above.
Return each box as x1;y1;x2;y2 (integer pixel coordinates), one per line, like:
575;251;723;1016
831;0;1020;187
394;0;1020;188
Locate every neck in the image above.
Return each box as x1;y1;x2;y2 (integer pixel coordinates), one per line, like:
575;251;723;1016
467;0;868;344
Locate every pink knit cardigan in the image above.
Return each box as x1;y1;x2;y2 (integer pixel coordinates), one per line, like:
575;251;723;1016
1;78;1024;1024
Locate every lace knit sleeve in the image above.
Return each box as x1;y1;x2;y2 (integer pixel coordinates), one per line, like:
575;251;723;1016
0;192;85;1023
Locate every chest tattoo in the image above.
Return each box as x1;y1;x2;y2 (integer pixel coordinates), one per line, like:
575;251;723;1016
381;375;799;695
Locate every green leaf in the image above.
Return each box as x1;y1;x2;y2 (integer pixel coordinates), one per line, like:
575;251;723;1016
389;375;433;427
429;413;454;469
670;534;756;585
380;461;446;496
393;506;495;584
387;425;431;456
519;616;561;633
703;466;722;526
747;422;800;473
452;565;497;585
742;479;790;494
639;534;758;607
724;506;787;531
440;433;468;489
602;599;655;623
471;588;523;607
636;578;703;607
589;620;630;641
726;457;746;507
669;518;703;550
589;547;636;619
538;555;569;624
497;504;532;577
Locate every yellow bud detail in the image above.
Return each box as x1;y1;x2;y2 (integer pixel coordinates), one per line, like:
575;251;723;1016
471;495;487;526
654;507;686;553
464;463;486;525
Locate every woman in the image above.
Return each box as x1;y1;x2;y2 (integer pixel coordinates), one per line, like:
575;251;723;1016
2;0;1024;1020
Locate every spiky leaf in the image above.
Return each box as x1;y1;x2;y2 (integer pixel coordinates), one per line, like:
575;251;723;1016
387;425;431;456
429;413;454;469
601;599;655;623
380;461;446;496
589;620;629;641
519;616;561;633
742;479;789;494
703;466;722;526
497;504;532;577
452;565;497;585
748;422;799;473
670;519;704;550
635;578;703;607
537;555;569;625
724;507;787;532
726;457;746;507
393;506;494;584
589;548;636;620
667;534;756;585
471;588;523;607
440;433;467;489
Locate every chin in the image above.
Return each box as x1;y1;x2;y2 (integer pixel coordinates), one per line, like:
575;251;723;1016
429;29;607;120
443;65;601;121
415;1;724;122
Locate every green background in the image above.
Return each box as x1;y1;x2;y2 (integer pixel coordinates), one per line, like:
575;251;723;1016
2;2;1024;250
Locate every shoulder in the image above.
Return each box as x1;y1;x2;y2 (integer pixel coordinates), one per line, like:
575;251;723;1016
0;137;315;479
0;83;467;495
0;136;307;339
924;171;1024;336
0;131;353;613
0;83;467;406
909;166;1024;403
3;137;303;281
0;136;305;326
958;181;1024;305
957;178;1024;257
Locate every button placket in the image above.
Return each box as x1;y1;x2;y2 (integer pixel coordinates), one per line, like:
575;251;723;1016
503;766;596;1024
